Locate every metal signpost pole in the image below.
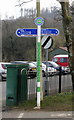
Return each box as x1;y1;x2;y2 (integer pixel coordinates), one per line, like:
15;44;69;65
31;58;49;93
37;24;41;108
41;36;53;96
36;0;43;108
45;49;49;95
36;0;41;108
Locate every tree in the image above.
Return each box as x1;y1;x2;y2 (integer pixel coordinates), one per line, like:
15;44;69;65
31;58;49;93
2;8;67;61
71;2;74;91
57;0;74;91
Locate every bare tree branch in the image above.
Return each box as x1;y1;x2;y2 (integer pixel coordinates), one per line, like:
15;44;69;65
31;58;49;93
15;0;33;7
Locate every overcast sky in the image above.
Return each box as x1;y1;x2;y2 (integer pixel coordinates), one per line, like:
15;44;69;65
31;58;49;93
0;0;73;19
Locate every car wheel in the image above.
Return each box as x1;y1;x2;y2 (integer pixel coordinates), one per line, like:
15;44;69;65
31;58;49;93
0;75;2;81
42;71;45;77
2;76;6;81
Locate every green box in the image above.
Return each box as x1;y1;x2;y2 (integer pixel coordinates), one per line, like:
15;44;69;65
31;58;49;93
6;64;28;106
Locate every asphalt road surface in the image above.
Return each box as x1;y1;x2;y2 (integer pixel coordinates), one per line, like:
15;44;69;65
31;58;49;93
2;110;73;119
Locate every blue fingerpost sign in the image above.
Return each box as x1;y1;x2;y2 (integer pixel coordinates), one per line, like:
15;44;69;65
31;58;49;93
16;28;37;37
16;28;59;37
41;28;59;36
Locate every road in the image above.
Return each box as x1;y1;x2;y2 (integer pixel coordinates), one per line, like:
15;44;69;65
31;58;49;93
2;110;73;119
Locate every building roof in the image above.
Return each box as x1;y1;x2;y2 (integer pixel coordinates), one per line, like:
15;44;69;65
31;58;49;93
54;54;68;58
59;47;68;51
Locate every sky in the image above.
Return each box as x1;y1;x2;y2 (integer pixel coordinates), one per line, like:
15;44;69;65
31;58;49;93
0;0;73;19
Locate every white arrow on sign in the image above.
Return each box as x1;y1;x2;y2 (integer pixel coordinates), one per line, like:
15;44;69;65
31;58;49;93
41;35;53;49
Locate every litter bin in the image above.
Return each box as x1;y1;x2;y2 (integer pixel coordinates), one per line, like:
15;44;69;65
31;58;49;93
6;64;29;106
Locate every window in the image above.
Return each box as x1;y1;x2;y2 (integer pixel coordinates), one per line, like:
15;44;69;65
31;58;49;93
60;58;67;63
52;58;58;63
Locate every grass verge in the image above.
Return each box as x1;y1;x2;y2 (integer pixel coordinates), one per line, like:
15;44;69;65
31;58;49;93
17;92;74;111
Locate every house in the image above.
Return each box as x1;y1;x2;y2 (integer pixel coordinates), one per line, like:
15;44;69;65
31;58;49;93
49;47;68;59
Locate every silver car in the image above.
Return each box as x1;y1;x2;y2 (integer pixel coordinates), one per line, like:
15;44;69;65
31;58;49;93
0;62;10;81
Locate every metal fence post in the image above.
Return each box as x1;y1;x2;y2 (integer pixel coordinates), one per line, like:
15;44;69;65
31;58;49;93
59;66;62;93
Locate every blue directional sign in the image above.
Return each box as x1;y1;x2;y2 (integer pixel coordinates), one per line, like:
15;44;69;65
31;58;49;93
16;28;37;37
41;28;59;36
16;28;59;37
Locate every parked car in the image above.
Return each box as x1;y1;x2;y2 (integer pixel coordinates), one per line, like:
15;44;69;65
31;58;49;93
52;54;69;67
43;61;70;74
43;61;59;70
11;61;28;64
61;66;70;74
11;61;37;78
27;62;37;78
32;62;46;76
52;55;70;74
33;61;57;76
42;61;57;76
0;62;10;81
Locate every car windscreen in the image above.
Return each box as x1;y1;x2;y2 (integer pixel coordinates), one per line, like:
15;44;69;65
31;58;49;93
49;61;59;67
43;62;52;67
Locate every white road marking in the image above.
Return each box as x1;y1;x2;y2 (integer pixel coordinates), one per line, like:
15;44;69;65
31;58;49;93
18;113;24;118
68;114;71;116
51;113;72;117
57;114;67;117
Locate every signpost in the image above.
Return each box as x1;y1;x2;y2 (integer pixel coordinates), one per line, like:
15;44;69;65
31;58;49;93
34;17;44;26
41;28;59;36
16;26;59;108
41;35;53;49
42;35;53;95
16;21;59;109
16;28;59;37
16;0;60;109
34;17;44;108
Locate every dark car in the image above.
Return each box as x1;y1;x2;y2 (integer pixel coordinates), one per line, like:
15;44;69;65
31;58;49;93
27;62;37;78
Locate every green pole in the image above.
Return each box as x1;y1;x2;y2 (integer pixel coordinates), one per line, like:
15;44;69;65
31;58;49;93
37;25;41;108
36;0;40;108
36;0;43;108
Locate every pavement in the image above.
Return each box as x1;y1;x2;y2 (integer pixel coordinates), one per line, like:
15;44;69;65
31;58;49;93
1;101;74;119
1;108;74;119
0;102;74;119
